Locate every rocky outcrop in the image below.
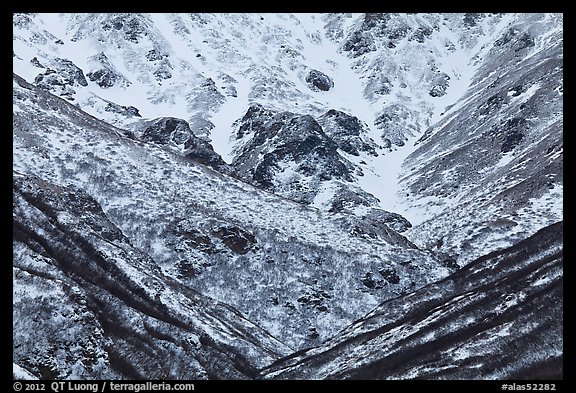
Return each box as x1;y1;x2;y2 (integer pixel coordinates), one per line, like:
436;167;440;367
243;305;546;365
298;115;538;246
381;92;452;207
318;109;379;157
342;13;390;56
428;72;451;97
139;117;194;145
104;102;141;118
145;48;173;81
232;104;356;202
374;104;417;147
53;58;88;87
34;58;87;99
86;52;130;88
100;14;147;44
305;69;334;92
409;26;433;43
135;117;228;171
35;69;76;98
364;208;412;233
183;136;228;171
230;105;416;231
212;225;257;255
495;28;535;52
463;13;484;27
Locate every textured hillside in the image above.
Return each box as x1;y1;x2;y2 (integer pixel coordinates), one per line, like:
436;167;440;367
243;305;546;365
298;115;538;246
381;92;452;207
13;13;562;380
13;173;292;379
399;13;563;264
13;74;448;355
262;222;563;380
13;13;563;265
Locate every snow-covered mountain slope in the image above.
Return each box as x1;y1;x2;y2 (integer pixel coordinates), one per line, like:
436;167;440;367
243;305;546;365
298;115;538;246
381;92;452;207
399;13;563;264
13;12;563;380
13;74;450;353
13;13;563;263
13;172;292;379
262;221;563;380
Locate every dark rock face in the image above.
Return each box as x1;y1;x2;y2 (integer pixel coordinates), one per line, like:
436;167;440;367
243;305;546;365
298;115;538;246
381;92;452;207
361;267;401;289
478;92;506;116
328;184;380;213
297;289;331;312
35;69;76;98
230;105;407;221
183;137;228;171
262;222;563;380
342;30;376;57
172;222;218;255
30;57;43;68
86;52;130;89
13;13;33;28
13;174;290;379
87;69;119;88
140;117;193;145
212;225;257;255
165;217;258;276
101;14;147;43
104;102;141;118
463;13;483;27
153;65;173;81
337;214;415;247
135;117;228;171
343;14;390;56
145;48;173;81
318;109;379;157
363;13;392;30
364;208;412;233
146;48;165;62
305;69;334;92
495;117;529;153
53;58;88;87
495;28;535;52
342;13;437;56
429;72;450;97
232;104;355;201
361;272;385;289
378;266;400;284
235;104;275;140
34;58;87;98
